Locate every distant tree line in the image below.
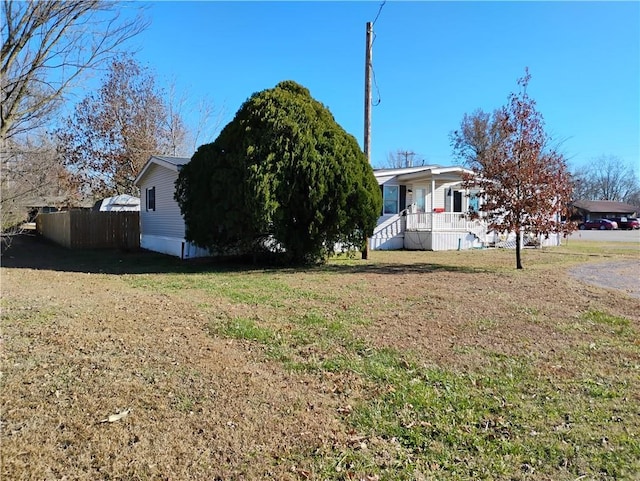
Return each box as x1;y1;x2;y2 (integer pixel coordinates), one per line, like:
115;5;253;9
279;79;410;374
571;155;640;207
450;111;639;208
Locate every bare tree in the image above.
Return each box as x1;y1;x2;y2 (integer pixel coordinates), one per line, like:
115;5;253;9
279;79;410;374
1;133;73;231
164;78;225;156
572;155;640;203
1;0;148;142
460;70;574;269
164;80;189;157
188;96;225;153
450;108;507;167
385;149;426;168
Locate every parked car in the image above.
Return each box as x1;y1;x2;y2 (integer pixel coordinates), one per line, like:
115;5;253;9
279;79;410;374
610;217;640;230
578;219;618;230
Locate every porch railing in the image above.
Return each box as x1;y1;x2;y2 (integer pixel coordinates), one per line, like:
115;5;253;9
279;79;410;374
405;212;484;232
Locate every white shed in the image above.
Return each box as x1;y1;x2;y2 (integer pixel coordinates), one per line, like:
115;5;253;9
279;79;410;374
94;194;140;212
134;155;210;259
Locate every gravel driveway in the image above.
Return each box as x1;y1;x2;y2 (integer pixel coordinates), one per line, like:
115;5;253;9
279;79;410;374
569;260;640;299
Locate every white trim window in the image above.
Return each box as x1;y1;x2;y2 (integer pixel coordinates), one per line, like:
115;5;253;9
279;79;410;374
146;186;156;211
383;185;399;214
414;187;426;213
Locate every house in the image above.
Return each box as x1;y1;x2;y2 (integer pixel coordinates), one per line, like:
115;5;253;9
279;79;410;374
369;165;562;251
370;165;487;251
134;155;210;258
23;195;93;222
134;157;560;257
92;194;140;212
571;200;637;221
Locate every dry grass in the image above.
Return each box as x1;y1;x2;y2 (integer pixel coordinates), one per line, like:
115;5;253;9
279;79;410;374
2;235;639;480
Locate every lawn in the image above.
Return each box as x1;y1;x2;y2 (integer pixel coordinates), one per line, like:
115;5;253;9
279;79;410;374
2;235;639;480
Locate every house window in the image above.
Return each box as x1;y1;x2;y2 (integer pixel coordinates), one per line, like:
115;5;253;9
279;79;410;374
415;188;426;213
383;185;399;214
469;193;479;213
146;187;156;211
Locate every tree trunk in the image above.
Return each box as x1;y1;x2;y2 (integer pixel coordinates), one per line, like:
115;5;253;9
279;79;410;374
515;230;523;269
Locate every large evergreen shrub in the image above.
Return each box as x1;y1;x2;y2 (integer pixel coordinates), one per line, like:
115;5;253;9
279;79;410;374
175;81;381;264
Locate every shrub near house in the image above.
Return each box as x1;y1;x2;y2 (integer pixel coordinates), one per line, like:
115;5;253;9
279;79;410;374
175;81;381;265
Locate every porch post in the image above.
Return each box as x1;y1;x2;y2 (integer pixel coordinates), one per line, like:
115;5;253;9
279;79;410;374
430;178;436;231
430;179;435;211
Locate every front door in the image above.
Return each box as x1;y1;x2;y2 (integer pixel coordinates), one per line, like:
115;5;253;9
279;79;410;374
453;191;463;212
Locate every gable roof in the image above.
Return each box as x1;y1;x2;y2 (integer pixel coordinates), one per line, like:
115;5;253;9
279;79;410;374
374;165;473;184
572;200;637;214
134;155;191;186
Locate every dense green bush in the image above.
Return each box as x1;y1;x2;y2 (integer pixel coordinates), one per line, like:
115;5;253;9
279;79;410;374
175;81;381;265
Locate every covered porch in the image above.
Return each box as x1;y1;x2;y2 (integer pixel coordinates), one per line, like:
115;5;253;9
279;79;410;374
371;165;488;251
405;211;484;232
403;211;486;250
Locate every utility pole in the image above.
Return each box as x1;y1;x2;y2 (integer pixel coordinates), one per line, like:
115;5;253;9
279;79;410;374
362;21;373;260
364;22;373;163
399;150;415;168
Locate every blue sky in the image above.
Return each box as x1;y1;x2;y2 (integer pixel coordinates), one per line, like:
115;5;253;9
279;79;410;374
127;1;639;172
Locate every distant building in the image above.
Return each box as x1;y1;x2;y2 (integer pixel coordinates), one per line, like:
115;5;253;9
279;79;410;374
571;200;637;221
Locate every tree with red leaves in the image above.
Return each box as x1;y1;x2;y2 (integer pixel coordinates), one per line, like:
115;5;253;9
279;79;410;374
455;70;575;269
57;55;182;197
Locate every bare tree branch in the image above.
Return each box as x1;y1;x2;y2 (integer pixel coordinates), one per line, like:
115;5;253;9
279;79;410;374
1;0;149;142
572;155;640;203
385;149;426;168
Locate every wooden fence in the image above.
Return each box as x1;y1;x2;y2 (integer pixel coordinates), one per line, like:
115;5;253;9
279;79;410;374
36;211;140;249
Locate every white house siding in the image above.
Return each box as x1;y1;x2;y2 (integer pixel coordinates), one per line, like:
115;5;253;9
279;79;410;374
540;234;562;247
139;163;185;239
140;235;211;258
137;163;211;259
404;231;482;251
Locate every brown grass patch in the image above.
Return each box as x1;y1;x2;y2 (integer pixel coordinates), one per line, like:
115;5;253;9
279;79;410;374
2;235;639;479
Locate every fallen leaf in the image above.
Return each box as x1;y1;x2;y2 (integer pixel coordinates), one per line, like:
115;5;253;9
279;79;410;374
99;409;131;423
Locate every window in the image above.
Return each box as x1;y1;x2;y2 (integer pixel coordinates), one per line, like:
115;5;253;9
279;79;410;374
415;188;426;213
469;193;479;213
383;185;399;214
146;187;156;211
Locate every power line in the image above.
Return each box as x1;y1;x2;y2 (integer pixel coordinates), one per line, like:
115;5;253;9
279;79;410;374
372;1;386;26
370;2;386;107
371;55;381;107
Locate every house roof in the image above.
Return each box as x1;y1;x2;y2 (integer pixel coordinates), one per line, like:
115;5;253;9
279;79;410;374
374;165;441;176
374;165;473;184
572;200;637;214
134;155;191;186
22;195;94;209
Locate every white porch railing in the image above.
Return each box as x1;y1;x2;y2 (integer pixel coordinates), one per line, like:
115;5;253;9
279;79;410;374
406;212;484;232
